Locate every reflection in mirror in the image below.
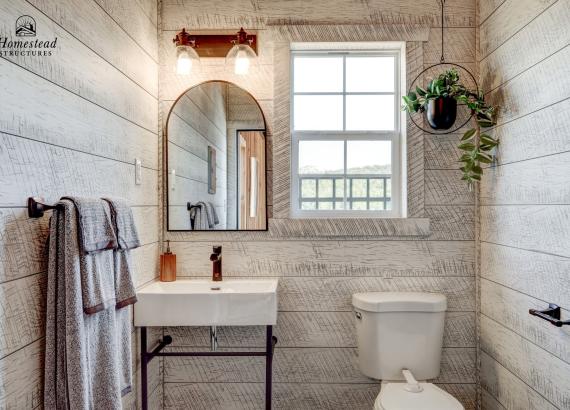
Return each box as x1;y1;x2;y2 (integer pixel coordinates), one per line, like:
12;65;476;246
166;81;267;231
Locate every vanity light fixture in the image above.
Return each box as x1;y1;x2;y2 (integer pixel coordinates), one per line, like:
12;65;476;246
172;28;258;76
172;28;199;75
225;28;258;75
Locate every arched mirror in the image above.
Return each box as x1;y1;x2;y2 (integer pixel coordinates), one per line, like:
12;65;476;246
166;81;267;231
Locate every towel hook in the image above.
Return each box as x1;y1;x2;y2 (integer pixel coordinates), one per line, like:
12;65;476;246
27;197;61;218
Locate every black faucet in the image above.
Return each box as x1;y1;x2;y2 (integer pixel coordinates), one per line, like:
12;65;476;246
210;246;222;281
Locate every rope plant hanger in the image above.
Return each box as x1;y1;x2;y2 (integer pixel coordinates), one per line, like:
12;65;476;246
405;0;478;135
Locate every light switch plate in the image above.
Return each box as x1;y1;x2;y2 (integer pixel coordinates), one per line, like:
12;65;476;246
170;169;176;191
135;158;142;185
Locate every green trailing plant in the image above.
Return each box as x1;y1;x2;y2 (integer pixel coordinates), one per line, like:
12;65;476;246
402;68;499;186
402;68;465;112
455;91;498;185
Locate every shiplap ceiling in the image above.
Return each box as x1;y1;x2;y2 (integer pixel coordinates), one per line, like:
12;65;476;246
161;0;476;28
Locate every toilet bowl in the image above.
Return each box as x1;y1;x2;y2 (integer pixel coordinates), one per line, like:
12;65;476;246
352;292;464;410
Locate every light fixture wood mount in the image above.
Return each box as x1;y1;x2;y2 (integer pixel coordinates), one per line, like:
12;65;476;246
173;28;257;58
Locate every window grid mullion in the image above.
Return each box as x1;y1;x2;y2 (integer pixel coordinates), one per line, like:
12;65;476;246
332;176;337;210
342;55;347;132
313;178;317;208
366;178;370;210
343;139;348;209
348;177;352;210
384;176;387;210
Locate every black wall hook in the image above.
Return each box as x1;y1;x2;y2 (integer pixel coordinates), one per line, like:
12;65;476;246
529;304;570;327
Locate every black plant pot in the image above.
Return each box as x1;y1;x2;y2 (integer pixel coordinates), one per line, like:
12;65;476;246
426;96;457;130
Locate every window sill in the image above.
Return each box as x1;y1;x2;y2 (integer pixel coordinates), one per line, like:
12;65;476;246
269;217;429;238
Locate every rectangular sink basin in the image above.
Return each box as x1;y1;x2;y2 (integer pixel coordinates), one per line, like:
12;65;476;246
134;279;278;327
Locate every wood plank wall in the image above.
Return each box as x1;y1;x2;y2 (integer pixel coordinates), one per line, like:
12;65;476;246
478;0;570;408
226;85;266;230
168;82;228;229
159;1;478;409
0;0;162;408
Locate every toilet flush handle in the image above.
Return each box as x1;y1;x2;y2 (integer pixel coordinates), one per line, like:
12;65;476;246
402;369;423;393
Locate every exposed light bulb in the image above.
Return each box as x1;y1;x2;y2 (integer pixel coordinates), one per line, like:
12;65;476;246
234;49;250;75
176;50;192;75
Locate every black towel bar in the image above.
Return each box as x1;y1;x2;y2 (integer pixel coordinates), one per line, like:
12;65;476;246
529;304;570;327
27;197;62;218
187;202;202;211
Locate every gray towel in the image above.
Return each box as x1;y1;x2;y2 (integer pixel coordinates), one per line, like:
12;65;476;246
44;202;68;408
189;201;218;230
199;202;213;228
44;199;129;410
102;197;140;250
102;198;139;309
206;202;219;226
62;196;117;253
101;198;138;397
189;202;207;230
63;197;117;314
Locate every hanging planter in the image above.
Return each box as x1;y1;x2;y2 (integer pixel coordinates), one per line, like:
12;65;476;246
404;64;475;134
426;97;457;130
403;67;500;187
404;68;462;130
401;0;500;187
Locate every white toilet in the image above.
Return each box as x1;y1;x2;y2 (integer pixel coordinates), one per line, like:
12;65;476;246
352;292;464;410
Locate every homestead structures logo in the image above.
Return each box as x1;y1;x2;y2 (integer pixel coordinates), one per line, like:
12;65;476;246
16;15;36;36
1;15;57;57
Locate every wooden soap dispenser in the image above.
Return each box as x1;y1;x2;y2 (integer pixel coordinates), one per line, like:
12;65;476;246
160;240;176;282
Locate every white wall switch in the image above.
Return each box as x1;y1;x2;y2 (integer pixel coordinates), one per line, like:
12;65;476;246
135;158;142;185
170;169;176;191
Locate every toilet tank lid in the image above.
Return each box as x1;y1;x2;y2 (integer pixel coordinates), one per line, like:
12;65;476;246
352;292;447;312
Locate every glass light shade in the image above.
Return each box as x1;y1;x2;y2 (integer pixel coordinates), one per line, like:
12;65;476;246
175;45;199;75
226;43;257;75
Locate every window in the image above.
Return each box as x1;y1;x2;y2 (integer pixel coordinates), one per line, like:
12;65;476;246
291;44;405;218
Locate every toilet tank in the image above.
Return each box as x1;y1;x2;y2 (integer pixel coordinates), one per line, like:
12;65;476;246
352;292;447;381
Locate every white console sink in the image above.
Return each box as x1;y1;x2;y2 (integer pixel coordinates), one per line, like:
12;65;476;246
134;279;278;327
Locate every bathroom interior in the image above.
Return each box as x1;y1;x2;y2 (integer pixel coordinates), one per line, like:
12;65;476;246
1;0;569;409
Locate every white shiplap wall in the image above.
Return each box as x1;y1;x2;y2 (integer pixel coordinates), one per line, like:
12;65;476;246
0;0;162;408
168;82;228;230
478;0;570;409
159;1;478;409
